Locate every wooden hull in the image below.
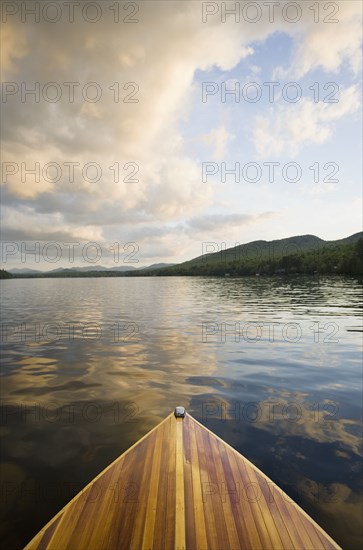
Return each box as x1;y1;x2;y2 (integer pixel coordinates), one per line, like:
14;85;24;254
24;411;341;549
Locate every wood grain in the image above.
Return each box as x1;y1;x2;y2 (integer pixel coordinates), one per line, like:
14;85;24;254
24;412;341;550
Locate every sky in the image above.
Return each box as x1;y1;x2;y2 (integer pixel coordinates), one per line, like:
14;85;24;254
1;0;362;270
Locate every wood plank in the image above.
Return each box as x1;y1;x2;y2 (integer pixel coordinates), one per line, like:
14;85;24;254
165;415;176;550
205;429;241;549
189;413;341;550
152;416;170;550
182;415;196;550
187;415;209;549
217;438;263;549
141;421;164;548
257;472;303;549
203;428;234;548
36;514;63;550
175;417;186;550
128;431;158;549
24;410;341;550
107;443;143;550
236;454;285;549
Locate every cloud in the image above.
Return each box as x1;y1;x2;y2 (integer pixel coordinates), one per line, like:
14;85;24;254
1;1;361;264
273;0;362;78
0;21;28;74
1;1;253;216
299;182;338;197
252;85;360;158
295;1;362;77
1;204;105;243
185;211;276;237
200;125;233;160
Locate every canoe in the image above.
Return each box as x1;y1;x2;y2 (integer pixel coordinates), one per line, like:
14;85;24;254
24;407;341;549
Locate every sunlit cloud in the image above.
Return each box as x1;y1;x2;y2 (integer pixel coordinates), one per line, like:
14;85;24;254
1;0;361;266
252;86;360;158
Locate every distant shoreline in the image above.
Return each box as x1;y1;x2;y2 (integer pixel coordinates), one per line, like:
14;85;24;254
2;231;362;279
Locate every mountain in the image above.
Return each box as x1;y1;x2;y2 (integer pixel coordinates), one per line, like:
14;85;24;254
140;263;176;270
49;265;137;273
5;233;362;278
4;263;171;277
47;264;173;273
0;269;13;279
177;234;325;270
329;232;363;245
110;265;138;272
138;232;363;277
8;267;42;274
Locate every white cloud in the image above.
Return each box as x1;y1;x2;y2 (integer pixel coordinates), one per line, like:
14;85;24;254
200;125;234;160
1;1;361;264
0;22;28;75
185;211;277;239
250;65;261;75
252;85;361;158
299;182;338;197
0;1;254;217
273;0;362;78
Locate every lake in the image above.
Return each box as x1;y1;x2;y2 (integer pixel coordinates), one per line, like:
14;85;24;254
0;276;362;549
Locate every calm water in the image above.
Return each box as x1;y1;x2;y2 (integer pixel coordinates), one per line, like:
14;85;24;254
0;276;362;549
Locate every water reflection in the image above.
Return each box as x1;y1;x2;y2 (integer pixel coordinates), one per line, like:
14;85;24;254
0;276;362;549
